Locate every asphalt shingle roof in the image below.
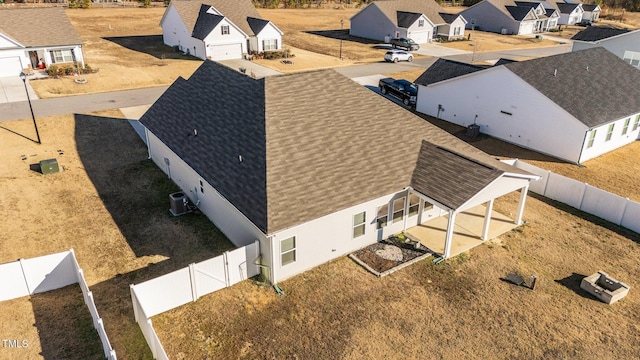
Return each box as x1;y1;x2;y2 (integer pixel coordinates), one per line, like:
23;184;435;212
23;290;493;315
247;17;270;35
140;61;529;234
171;0;264;37
556;2;580;14
397;11;423;28
374;0;447;26
415;58;488;86
506;5;534;20
571;26;630;41
411;141;504;210
438;12;459;24
504;47;640;128
192;5;224;40
0;8;82;47
582;4;599;11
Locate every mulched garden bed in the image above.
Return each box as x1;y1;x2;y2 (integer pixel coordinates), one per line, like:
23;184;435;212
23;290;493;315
350;236;433;277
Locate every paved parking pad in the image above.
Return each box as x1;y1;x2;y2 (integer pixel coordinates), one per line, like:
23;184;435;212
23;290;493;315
0;75;38;104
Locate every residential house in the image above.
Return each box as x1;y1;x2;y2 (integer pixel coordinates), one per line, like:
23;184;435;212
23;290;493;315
555;1;583;25
572;27;640;68
349;0;467;43
0;8;85;77
137;61;537;284
160;0;283;61
414;48;640;164
581;4;601;22
459;0;559;35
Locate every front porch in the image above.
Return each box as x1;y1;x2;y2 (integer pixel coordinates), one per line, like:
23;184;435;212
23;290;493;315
405;204;518;258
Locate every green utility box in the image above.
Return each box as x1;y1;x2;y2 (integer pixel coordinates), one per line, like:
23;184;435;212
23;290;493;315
40;158;60;175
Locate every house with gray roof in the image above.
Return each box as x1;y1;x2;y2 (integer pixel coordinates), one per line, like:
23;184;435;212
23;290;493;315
349;0;467;43
459;0;559;35
415;47;640;164
160;0;282;61
137;60;537;283
0;8;85;77
555;1;583;25
572;27;640;68
581;3;601;22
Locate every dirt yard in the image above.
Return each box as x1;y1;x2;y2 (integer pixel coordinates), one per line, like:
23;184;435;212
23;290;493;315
3;6;640;359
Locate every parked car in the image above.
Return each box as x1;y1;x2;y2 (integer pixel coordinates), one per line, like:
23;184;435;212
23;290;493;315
378;77;417;106
384;50;413;63
576;20;593;26
390;38;420;51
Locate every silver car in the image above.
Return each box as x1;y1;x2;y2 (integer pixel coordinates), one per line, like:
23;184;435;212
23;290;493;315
384;50;413;63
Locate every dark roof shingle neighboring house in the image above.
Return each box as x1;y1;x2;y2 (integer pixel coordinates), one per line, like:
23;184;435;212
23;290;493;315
556;2;580;14
140;61;526;234
415;58;488;86
0;8;82;47
171;0;263;37
582;4;599;11
397;11;423;28
375;0;448;26
504;47;640;128
438;12;460;24
571;26;630;42
505;5;534;21
191;5;224;40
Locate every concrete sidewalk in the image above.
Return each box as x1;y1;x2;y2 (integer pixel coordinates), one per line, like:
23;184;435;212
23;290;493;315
217;58;282;78
0;75;38;104
415;43;471;57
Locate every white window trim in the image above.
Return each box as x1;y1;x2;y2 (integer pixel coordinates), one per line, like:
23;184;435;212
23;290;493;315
376;205;389;229
587;129;596;148
392;197;406;224
221;25;230;35
280;236;296;266
353;212;366;238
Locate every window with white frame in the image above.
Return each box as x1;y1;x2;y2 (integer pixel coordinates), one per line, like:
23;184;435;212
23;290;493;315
408;194;420;217
622;117;631;135
623;50;640;67
633;115;640;131
280;236;296;266
606;124;615;141
221;25;230;35
587;129;596;148
263;39;278;51
49;49;74;63
418;19;424;27
392;197;405;224
376;204;389;229
353;212;366;238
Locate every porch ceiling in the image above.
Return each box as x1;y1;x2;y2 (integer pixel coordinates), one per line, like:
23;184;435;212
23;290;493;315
405;205;518;257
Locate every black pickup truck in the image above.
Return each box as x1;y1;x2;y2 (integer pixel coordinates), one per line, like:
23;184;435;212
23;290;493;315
378;78;417;106
390;38;420;51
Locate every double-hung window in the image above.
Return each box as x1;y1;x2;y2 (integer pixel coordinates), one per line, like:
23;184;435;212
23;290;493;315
605;124;615;141
50;49;73;63
633;115;640;131
263;39;278;51
587;130;596;148
392;197;405;224
376;204;389;229
408;194;420;217
221;25;230;35
622;118;631;135
353;212;366;238
281;237;296;266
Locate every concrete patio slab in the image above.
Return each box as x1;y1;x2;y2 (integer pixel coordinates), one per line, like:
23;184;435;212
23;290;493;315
406;205;518;257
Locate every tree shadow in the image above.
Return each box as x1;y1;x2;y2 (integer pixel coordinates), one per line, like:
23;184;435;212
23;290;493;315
30;284;104;359
554;273;600;301
305;29;381;44
103;35;201;60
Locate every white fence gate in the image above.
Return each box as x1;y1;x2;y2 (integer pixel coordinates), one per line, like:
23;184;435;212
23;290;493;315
130;241;260;359
505;159;640;234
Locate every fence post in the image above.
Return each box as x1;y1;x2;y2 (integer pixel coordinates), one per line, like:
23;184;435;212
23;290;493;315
189;263;198;302
130;285;139;323
223;252;230;287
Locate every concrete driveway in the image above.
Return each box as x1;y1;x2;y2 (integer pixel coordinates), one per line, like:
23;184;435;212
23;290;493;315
0;75;38;104
217;58;281;78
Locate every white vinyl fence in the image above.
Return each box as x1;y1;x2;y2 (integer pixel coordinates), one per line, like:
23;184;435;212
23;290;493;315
0;249;117;359
130;241;260;360
505;159;640;234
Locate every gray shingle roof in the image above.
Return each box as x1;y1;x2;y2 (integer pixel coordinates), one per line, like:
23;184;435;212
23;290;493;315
556;2;580;14
397;11;423;28
504;47;640;128
140;61;529;234
506;5;534;20
571;26;630;41
192;5;224;40
247;17;270;35
411;141;504;210
170;0;264;37
374;0;447;26
582;4;599;11
0;8;83;47
438;12;459;24
415;58;488;86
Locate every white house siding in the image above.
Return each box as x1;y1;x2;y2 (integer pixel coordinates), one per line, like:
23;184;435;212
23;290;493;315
349;4;397;42
578;113;640;163
461;175;529;211
572;31;640;65
559;9;583;25
270;189;443;282
407;15;434;43
460;2;518;34
0;47;26;76
161;4;199;54
203;19;247;60
438;17;467;39
518;20;536;35
145;131;267;249
416;67;587;163
254;23;283;52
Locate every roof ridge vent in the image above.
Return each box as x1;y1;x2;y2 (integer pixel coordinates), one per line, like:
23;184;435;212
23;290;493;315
586;66;589;71
553;68;557;77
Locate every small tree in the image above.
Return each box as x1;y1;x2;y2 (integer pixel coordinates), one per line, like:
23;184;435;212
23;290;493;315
81;0;92;8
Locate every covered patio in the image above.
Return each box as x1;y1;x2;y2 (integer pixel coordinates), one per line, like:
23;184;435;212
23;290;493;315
405;204;518;257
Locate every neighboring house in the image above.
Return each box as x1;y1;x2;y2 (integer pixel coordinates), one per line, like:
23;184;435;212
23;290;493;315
415;47;640;164
160;0;283;61
459;0;559;35
137;61;537;284
581;4;601;22
349;0;467;43
555;2;583;25
572;27;640;68
0;8;85;77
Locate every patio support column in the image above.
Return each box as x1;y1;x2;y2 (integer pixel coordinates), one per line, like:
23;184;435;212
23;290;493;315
515;184;529;225
482;199;494;240
443;210;456;258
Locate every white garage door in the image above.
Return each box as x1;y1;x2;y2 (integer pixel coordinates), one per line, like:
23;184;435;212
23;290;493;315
209;43;242;61
0;56;22;77
410;30;431;44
